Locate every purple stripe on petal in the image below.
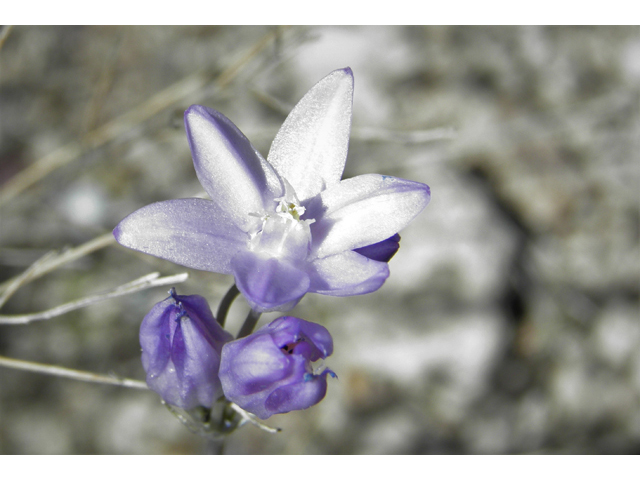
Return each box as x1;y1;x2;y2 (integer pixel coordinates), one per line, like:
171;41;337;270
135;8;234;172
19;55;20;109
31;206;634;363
185;105;283;231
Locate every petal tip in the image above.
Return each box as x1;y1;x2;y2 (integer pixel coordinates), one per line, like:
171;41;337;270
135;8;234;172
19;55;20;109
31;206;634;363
184;104;230;129
334;67;354;88
339;66;353;77
184;104;217;124
423;183;432;205
184;104;205;120
112;221;128;245
411;180;432;209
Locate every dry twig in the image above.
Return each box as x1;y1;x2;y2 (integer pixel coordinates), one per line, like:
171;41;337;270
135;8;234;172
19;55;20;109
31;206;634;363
0;28;281;207
0;232;116;295
0;355;148;390
0;272;188;325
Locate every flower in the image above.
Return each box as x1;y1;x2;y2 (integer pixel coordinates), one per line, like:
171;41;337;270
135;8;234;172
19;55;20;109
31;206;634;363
218;316;335;419
114;68;431;312
140;288;233;410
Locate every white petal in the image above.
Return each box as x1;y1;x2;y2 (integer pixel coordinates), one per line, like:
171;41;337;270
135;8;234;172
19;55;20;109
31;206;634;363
185;105;283;231
307;250;389;296
113;198;247;274
309;174;431;259
267;68;353;202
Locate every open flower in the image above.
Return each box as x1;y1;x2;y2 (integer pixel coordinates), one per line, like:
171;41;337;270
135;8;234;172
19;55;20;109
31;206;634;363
114;68;430;312
140;289;233;410
219;316;335;420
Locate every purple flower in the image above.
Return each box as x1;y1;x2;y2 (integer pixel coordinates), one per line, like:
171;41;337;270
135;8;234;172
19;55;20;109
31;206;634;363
140;289;233;410
219;316;335;420
114;68;431;312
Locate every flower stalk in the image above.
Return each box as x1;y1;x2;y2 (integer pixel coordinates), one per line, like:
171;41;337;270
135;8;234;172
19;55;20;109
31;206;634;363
237;309;262;339
215;283;240;327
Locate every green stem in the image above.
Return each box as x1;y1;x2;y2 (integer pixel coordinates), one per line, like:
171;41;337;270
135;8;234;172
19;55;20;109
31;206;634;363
237;309;262;338
215;284;239;328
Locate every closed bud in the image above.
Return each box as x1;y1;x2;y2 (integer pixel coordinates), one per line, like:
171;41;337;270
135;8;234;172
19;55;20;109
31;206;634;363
140;288;233;410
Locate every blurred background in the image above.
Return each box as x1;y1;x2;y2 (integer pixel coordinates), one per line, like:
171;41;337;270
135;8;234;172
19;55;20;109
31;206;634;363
0;26;638;454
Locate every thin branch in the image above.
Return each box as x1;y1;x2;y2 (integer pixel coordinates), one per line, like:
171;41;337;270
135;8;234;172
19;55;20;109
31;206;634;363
250;85;294;115
0;232;115;294
0;251;58;309
0;272;188;325
352;126;457;144
84;33;124;132
250;85;456;145
0;28;281;207
0;355;148;390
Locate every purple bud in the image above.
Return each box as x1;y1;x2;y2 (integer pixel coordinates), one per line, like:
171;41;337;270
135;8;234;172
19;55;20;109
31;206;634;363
140;288;233;410
354;233;401;263
219;316;335;420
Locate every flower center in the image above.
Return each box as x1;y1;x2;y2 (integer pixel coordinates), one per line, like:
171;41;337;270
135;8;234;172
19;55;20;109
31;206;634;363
275;198;306;221
248;184;315;261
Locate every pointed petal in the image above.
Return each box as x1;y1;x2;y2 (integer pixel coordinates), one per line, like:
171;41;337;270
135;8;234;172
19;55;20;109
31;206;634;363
307;250;389;296
113;198;247;274
309;174;430;258
267;68;354;202
185;105;283;231
231;251;310;312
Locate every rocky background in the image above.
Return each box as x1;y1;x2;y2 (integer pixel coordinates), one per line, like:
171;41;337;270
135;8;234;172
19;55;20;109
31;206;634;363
0;26;638;454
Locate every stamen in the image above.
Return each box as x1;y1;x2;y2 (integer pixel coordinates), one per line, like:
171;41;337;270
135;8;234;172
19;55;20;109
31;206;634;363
246;183;314;258
274;197;306;222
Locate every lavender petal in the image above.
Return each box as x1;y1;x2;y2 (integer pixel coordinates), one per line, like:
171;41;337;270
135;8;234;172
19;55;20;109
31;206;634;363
114;198;246;275
185;105;283;231
231;251;310;312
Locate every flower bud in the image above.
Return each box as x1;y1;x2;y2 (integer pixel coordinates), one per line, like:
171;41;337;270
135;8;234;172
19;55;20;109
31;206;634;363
219;316;335;419
140;288;233;410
